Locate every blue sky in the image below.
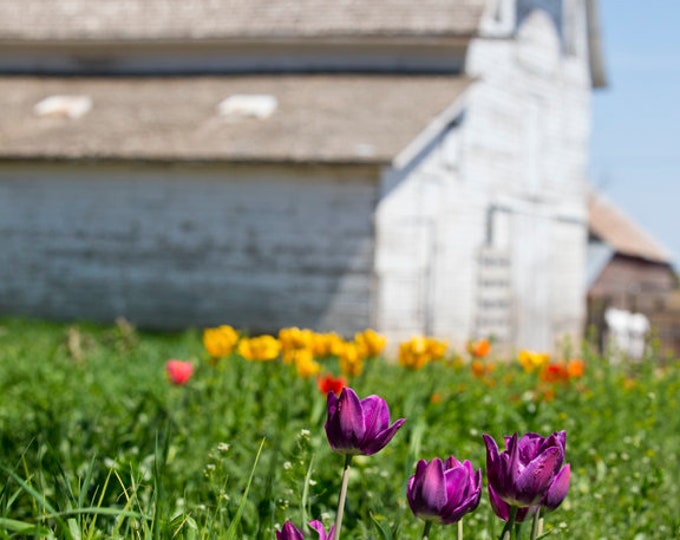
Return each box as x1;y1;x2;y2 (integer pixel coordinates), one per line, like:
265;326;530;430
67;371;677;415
590;0;680;265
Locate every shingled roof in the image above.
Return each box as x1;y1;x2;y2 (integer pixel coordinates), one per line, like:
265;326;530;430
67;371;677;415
0;75;472;164
588;192;672;264
0;0;486;42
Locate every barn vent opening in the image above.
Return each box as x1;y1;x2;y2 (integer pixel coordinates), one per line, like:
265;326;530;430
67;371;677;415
33;95;93;119
217;94;278;120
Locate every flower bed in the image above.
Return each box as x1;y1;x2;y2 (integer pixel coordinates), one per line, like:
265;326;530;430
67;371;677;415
0;318;678;538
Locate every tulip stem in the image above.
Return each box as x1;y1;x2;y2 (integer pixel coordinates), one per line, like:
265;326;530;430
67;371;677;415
499;506;518;540
333;454;353;540
457;519;463;540
529;509;541;540
422;521;433;539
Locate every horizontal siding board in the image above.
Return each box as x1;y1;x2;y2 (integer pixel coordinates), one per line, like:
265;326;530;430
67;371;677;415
0;162;377;334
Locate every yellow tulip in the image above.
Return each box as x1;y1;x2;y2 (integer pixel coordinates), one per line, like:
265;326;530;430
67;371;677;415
238;335;281;362
518;350;550;373
339;342;365;377
355;329;387;357
202;325;239;358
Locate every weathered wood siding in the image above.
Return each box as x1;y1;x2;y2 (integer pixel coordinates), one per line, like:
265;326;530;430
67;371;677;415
459;4;591;350
375;2;592;350
375;126;489;348
589;255;676;313
0;162;378;334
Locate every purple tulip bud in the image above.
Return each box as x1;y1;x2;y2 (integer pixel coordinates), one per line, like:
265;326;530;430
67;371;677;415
276;520;334;540
276;521;304;540
487;484;537;523
407;455;482;525
325;387;405;456
484;431;567;507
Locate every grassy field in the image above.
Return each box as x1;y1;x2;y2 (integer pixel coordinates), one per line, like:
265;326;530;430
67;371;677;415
0;317;679;539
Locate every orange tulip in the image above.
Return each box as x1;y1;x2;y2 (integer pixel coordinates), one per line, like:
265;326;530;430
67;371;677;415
467;338;492;359
566;359;585;379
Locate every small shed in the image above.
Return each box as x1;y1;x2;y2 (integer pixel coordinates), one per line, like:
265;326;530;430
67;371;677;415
586;191;676;353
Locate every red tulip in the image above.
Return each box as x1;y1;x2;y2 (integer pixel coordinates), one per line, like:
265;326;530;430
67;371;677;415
317;374;347;396
166;360;194;385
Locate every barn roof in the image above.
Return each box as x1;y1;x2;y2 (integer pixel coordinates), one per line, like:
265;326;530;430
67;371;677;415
588;192;672;264
0;75;472;165
0;0;486;43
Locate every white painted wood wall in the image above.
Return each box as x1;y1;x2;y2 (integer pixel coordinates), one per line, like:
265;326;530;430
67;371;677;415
0;162;378;335
375;0;592;351
464;3;591;350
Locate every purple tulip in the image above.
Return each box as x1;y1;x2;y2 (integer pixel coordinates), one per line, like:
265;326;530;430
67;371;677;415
325;387;405;456
407;456;482;525
483;431;566;507
276;520;334;540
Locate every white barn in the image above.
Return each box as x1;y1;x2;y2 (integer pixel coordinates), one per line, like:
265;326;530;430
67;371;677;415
0;0;605;351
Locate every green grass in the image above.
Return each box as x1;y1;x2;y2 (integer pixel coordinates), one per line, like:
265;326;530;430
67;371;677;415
0;317;679;539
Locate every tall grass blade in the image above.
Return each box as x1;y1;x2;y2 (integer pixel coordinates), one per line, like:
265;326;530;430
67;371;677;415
0;517;50;536
369;513;393;540
2;466;73;539
224;438;266;540
300;452;316;528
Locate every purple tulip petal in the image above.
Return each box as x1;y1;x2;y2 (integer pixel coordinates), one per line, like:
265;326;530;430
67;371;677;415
408;460;427;494
456;468;482;516
277;521;305;540
421;459;448;512
483;434;501;481
534;433;559;457
518;433;543;464
325;387;366;453
453;466;482;515
339;388;366;442
514;446;563;505
439;467;474;522
308;520;330;540
360;395;390;439
326;391;339;418
445;455;463;469
543;464;570;511
485;433;514;501
472;468;483;500
504;433;519;454
507;432;521;477
488;483;510;521
361;417;405;455
443;466;467;507
488;485;536;523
